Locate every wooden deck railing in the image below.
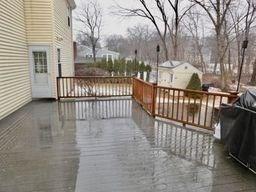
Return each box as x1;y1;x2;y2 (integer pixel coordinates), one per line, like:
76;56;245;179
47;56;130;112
133;78;156;114
57;76;132;99
57;76;238;130
132;78;238;130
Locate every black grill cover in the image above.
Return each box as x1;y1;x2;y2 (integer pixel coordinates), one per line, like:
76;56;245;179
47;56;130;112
220;89;256;171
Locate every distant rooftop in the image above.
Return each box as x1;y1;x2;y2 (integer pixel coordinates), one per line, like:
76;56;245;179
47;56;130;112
77;45;120;56
159;60;190;68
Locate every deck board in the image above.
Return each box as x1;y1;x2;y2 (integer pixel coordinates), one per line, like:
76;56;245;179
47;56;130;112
0;99;255;192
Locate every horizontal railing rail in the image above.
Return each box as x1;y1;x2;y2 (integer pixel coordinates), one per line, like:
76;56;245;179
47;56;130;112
57;76;133;99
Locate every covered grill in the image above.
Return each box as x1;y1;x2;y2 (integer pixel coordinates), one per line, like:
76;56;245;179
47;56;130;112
220;89;256;173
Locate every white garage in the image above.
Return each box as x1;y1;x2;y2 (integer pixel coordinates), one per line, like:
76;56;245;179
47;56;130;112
158;61;203;89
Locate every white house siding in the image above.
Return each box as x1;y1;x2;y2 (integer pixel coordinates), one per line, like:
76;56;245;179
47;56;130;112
24;0;53;43
52;0;74;97
172;64;203;89
158;70;174;87
158;64;203;89
24;0;56;98
0;0;32;120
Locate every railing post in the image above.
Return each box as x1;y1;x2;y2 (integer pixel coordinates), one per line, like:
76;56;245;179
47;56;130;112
228;91;239;104
151;83;157;117
57;77;60;100
132;77;135;98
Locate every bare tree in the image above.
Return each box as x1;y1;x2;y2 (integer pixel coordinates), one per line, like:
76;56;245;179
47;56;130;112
127;25;156;61
76;1;102;63
229;6;244;75
76;31;101;48
105;25;160;64
166;0;195;60
105;35;126;53
251;59;256;85
115;0;170;60
184;11;206;72
115;0;194;60
193;0;234;90
243;0;256;84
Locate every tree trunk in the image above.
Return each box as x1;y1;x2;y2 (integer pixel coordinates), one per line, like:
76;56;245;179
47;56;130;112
217;35;228;90
173;31;178;60
213;62;218;74
250;59;256;85
228;48;233;78
197;43;206;73
162;42;169;61
236;40;241;79
92;45;97;63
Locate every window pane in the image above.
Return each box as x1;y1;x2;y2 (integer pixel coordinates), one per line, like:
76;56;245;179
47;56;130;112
33;51;47;73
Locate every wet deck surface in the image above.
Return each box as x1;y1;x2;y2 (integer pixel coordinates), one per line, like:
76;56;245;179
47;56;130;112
0;99;255;192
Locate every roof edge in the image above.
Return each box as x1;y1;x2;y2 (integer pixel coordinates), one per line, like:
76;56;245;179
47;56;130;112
159;62;203;74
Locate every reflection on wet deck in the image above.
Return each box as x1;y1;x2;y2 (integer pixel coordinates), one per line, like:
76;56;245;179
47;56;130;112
0;99;255;192
154;121;215;167
59;99;132;120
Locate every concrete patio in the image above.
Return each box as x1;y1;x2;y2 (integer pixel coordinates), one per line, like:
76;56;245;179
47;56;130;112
0;99;255;192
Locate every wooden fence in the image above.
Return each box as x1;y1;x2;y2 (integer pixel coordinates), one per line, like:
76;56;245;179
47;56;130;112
133;78;238;130
57;76;132;99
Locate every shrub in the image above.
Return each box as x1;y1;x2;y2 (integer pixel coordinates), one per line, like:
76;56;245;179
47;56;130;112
185;73;202;98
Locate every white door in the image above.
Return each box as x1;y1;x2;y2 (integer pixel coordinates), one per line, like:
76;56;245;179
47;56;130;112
29;46;52;98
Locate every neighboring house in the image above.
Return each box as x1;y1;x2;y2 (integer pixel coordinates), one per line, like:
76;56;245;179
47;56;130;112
0;0;76;120
158;61;203;89
75;45;120;64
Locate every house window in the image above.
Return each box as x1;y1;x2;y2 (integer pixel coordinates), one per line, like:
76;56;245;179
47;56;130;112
67;7;71;27
159;71;164;78
170;74;174;82
108;55;113;61
33;52;47;73
68;17;71;27
57;48;61;63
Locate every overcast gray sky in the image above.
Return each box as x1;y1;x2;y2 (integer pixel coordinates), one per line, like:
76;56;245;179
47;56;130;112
72;0;213;43
73;0;153;40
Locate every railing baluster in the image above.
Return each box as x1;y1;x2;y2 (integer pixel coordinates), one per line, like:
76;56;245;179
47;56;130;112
181;91;185;122
176;90;180;120
62;78;64;98
198;95;203;126
162;88;166;116
172;90;175;118
192;97;196;124
204;94;209;128
187;96;191;123
167;89;171;118
71;78;73;97
210;95;216;129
